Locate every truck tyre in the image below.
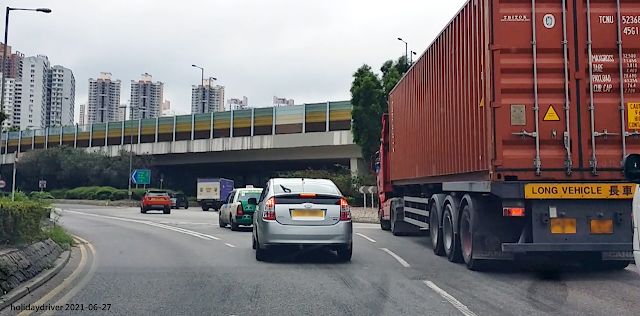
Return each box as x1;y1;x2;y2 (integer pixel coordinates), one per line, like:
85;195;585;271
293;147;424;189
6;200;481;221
202;206;208;211
459;204;490;270
442;202;463;263
430;203;445;256
380;204;391;231
390;199;403;236
184;203;189;209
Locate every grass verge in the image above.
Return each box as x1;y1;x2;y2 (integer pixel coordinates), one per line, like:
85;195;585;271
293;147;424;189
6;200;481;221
43;225;74;251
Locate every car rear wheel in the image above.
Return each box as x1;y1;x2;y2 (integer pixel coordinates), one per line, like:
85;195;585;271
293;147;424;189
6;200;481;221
336;243;353;261
163;206;171;214
140;206;146;214
255;237;269;261
230;214;239;231
218;214;226;227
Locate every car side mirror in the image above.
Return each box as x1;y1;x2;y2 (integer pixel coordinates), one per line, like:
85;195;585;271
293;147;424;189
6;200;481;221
624;154;640;183
248;198;257;205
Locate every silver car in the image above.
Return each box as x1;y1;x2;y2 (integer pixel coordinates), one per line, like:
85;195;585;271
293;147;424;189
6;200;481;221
250;178;353;261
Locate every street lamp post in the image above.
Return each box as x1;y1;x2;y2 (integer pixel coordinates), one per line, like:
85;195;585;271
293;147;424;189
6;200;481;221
192;65;205;113
1;7;51;113
410;51;417;64
398;37;408;64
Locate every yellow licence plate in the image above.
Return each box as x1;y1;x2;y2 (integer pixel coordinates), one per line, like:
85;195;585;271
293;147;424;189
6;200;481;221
590;219;613;234
550;218;577;234
291;210;324;218
524;183;635;199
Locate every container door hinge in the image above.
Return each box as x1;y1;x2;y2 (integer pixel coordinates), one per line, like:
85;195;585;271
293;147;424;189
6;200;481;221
490;102;503;108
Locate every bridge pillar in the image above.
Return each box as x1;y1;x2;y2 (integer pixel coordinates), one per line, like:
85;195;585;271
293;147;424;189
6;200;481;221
350;157;367;176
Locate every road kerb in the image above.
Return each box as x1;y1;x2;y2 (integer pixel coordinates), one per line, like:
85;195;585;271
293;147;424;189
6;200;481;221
0;250;71;311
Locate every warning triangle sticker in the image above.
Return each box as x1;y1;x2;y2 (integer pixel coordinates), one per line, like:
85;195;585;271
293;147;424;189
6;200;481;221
543;105;560;121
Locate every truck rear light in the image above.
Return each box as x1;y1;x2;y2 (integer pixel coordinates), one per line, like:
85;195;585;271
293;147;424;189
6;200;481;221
340;198;351;221
263;197;276;220
237;204;243;215
503;207;525;217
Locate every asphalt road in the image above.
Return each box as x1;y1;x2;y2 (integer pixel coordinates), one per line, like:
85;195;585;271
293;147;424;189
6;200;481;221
3;203;640;316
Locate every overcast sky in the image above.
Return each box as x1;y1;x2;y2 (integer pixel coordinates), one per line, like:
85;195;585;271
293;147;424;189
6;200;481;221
5;0;467;122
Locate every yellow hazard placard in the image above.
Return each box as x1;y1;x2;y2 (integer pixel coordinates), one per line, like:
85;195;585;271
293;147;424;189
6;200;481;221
628;102;640;130
543;105;560;121
525;183;636;199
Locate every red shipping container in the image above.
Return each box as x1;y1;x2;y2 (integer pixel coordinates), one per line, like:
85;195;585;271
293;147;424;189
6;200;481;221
389;0;640;185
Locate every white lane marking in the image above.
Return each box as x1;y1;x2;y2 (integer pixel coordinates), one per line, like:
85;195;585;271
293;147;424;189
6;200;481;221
63;210;221;241
355;232;376;243
225;243;236;248
423;281;476;316
379;248;410;267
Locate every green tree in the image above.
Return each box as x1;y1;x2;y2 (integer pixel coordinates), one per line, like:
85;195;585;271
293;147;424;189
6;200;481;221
15;146;157;191
350;56;411;163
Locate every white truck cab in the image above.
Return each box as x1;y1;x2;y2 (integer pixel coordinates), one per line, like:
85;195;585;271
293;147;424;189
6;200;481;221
623;154;640;275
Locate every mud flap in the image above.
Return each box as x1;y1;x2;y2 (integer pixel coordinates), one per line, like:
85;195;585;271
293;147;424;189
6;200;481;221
466;196;516;261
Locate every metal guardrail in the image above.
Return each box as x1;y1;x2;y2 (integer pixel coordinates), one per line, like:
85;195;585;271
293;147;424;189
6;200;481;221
0;101;352;154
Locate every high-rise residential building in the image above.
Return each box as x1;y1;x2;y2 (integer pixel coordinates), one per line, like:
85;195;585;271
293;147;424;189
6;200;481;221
79;103;86;125
162;100;170;110
191;79;224;114
118;104;127;121
18;55;50;130
0;43;24;79
2;53;75;130
273;96;294;107
227;96;248;111
0;73;18;129
129;73;163;120
47;65;75;127
87;72;121;124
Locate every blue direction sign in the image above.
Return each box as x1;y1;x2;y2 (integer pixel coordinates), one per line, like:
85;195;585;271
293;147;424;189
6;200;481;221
131;169;151;185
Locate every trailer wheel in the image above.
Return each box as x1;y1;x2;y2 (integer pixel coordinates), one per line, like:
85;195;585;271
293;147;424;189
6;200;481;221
430;203;445;256
459;204;490;270
442;202;463;263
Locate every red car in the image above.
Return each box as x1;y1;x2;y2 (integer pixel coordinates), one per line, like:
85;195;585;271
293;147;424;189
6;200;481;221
141;190;172;214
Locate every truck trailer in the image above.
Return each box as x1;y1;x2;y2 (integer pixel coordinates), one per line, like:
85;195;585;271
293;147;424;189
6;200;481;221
375;0;640;270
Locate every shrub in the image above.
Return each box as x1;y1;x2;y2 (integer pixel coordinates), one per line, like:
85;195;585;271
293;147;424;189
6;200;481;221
50;189;67;199
29;191;55;200
111;189;129;200
131;189;147;200
0;200;51;245
95;187;117;200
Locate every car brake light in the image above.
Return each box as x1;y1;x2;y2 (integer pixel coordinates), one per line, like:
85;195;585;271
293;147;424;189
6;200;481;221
300;193;316;197
237;204;243;215
503;207;525;217
263;197;276;220
340;198;351;221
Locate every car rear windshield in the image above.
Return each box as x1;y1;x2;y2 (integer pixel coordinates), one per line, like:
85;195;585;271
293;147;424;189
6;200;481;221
273;182;340;195
148;192;168;196
237;190;262;202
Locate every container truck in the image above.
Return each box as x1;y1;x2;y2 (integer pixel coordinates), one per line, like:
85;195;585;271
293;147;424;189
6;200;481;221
197;178;234;211
374;0;640;270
